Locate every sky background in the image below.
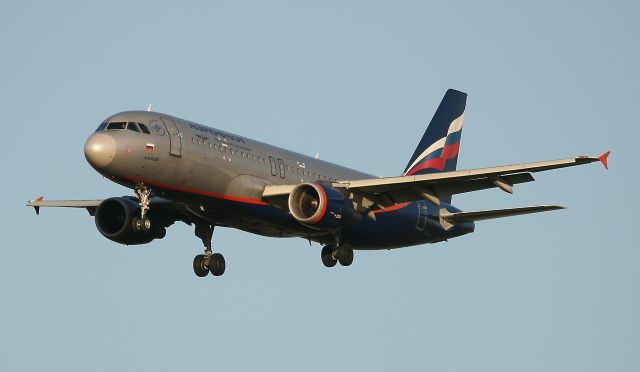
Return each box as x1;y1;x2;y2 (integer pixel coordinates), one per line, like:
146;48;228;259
1;1;638;371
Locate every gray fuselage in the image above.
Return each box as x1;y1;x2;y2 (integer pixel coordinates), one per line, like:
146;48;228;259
85;111;472;249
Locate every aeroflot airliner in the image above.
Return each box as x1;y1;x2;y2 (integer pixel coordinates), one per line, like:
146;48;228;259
28;89;609;278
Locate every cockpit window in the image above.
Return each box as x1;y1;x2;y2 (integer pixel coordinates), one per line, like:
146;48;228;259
99;120;152;134
138;123;151;134
126;122;141;132
95;122;108;132
107;122;126;130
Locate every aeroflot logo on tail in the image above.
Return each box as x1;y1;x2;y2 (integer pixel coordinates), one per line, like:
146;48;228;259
189;123;246;144
404;112;464;176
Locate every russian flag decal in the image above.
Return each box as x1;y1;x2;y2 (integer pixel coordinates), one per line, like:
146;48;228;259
146;143;155;150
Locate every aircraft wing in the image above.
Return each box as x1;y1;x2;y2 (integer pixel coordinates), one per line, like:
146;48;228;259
27;197;103;215
263;152;610;209
26;196;184;217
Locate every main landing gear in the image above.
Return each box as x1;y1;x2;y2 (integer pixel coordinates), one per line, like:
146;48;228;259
321;238;354;268
129;182;224;278
193;223;225;278
132;182;152;233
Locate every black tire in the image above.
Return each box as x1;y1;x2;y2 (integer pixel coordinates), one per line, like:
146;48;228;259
132;217;141;232
321;245;337;268
193;254;209;277
337;247;354;267
141;217;152;232
209;253;226;276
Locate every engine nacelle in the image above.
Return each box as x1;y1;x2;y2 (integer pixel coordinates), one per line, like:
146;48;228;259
94;197;162;245
288;183;358;230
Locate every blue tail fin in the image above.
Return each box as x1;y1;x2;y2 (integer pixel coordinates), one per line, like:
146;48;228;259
403;89;467;177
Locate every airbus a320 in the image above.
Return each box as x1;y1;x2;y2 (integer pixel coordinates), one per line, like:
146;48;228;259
28;89;610;278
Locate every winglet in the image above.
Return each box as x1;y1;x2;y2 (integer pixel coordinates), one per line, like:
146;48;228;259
29;196;44;215
598;151;611;170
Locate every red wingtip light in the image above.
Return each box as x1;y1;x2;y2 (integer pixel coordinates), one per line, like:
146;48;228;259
36;196;44;201
598;151;611;170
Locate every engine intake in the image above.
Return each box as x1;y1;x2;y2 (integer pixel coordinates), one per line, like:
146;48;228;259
95;197;162;245
288;183;358;229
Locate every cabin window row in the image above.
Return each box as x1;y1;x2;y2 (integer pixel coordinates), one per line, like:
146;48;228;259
191;136;337;182
192;137;266;164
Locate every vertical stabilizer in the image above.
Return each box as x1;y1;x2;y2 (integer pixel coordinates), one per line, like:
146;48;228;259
404;89;467;177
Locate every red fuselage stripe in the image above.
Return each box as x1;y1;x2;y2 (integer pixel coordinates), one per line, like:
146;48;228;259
123;177;270;206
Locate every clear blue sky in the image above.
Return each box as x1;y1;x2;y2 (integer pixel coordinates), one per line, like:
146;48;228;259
1;1;637;371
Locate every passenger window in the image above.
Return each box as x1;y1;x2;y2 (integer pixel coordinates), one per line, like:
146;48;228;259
126;122;141;132
138;123;151;134
107;122;126;130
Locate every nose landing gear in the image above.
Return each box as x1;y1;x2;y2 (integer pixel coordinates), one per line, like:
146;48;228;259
193;223;226;278
132;183;152;233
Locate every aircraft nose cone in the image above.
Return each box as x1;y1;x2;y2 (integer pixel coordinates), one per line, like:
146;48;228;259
84;133;116;169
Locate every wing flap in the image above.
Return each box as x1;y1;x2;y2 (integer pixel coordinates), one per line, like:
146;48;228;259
441;205;564;223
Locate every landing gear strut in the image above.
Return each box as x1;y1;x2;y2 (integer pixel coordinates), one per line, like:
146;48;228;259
193;223;225;278
132;182;152;233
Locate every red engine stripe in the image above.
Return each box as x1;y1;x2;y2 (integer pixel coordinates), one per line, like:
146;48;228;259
309;183;328;224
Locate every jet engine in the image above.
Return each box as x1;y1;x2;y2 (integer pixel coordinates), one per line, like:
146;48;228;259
288;183;358;230
94;197;164;245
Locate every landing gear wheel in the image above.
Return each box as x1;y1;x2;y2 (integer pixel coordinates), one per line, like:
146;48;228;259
132;216;152;233
321;245;337;267
337;247;354;266
209;253;226;276
141;217;152;232
193;254;209;277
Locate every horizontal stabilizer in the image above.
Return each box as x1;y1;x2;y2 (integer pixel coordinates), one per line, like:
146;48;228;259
441;205;564;223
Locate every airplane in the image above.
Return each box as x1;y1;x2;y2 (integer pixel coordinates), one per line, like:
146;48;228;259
27;89;610;278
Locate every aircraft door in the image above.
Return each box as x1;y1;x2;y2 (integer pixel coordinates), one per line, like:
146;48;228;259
269;156;277;176
416;200;428;231
277;158;285;179
161;117;182;157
